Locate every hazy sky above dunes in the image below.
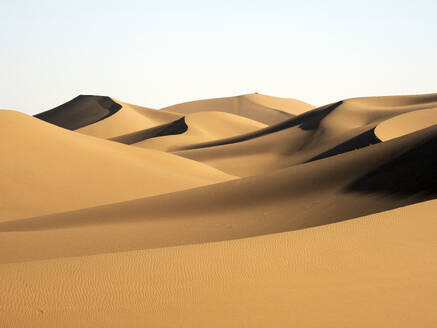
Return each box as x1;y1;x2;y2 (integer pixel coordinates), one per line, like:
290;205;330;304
1;0;436;114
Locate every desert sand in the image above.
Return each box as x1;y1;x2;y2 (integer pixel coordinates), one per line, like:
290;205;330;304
1;92;437;327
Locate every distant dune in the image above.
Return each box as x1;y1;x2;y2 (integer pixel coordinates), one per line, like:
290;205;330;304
162;93;314;124
2;92;437;327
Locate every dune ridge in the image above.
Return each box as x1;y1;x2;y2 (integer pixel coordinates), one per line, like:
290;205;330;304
34;95;122;130
2;92;437;327
162;93;314;125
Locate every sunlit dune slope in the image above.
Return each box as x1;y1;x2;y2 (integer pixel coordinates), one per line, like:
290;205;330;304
1;124;436;262
162;93;314;125
0;110;234;220
375;107;437;141
1;199;436;327
174;93;437;176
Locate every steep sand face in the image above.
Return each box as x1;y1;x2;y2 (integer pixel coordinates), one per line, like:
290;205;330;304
162;93;314;125
2;92;437;327
34;95;123;130
1;199;437;328
0;110;235;220
134;111;266;151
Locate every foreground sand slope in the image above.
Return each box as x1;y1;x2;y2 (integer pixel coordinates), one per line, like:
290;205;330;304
0;110;234;220
1;124;435;262
1;199;436;328
162;93;314;125
174;93;437;176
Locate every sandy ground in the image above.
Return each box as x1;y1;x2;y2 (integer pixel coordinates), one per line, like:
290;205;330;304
1;92;437;327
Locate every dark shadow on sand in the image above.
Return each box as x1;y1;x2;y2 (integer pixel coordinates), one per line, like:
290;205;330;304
109;117;188;144
34;95;122;130
345;135;437;197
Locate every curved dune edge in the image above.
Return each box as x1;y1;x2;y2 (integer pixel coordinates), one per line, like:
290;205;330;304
108;117;189;145
1;199;436;327
134;111;267;151
76;99;182;139
375;107;437;141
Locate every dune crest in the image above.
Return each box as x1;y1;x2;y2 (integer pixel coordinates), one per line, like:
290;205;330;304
162;93;314;125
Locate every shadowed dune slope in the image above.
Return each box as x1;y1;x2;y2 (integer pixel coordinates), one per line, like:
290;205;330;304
162;93;314;125
1;125;436;262
109;117;189;145
133;111;267;151
174;93;437;176
1;199;437;327
0;110;235;221
34;95;122;130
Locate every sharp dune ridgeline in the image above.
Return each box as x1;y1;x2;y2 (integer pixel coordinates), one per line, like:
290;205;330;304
1;92;437;327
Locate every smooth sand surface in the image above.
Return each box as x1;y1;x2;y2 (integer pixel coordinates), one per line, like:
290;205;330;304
375;107;437;141
163;93;314;125
0;110;234;220
1;200;437;327
2;92;437;327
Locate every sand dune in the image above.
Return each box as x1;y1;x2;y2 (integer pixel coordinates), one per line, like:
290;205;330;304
163;93;314;125
133;111;266;151
0;110;234;220
34;95;122;130
1;199;436;327
2;92;437;327
76;99;182;139
375;107;437;141
35;95;183;139
1;123;436;262
174;94;437;176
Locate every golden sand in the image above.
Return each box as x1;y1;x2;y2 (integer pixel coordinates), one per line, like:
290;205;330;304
1;92;436;327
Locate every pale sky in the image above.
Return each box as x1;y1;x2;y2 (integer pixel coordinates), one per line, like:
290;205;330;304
1;0;436;115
